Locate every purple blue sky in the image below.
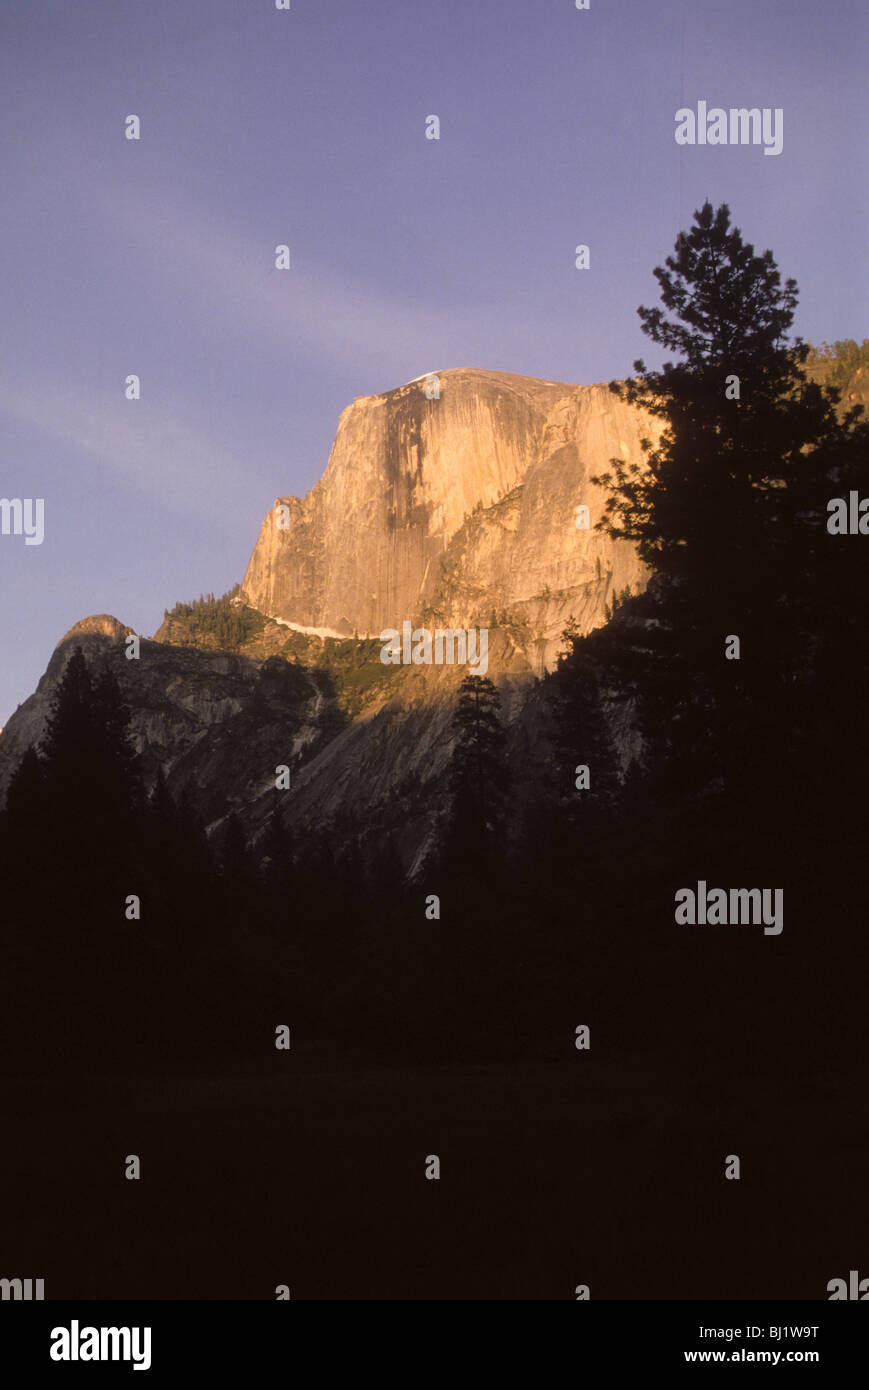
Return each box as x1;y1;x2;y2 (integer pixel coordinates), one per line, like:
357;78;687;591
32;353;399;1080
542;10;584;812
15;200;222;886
1;0;866;722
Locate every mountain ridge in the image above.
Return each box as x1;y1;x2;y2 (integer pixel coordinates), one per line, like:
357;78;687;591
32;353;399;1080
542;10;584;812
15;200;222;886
2;349;865;868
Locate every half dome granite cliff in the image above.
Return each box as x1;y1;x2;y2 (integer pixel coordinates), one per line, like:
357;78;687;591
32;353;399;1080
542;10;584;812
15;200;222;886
240;368;651;672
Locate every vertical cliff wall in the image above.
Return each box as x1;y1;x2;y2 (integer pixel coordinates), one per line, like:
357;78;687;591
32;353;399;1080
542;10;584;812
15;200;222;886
240;368;653;663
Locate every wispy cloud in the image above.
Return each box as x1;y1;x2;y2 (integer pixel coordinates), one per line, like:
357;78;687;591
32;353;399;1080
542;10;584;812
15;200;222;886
0;375;249;522
86;176;529;376
0;158;534;516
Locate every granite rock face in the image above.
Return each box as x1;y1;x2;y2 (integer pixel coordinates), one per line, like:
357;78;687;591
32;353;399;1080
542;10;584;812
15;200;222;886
0;623;328;835
241;369;652;669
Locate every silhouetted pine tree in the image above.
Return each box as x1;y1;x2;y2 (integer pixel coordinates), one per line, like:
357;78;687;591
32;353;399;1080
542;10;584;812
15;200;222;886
39;649;142;893
594;201;869;818
1;745;47;915
442;674;508;883
0;648;145;1068
563;205;869;1068
551;638;620;816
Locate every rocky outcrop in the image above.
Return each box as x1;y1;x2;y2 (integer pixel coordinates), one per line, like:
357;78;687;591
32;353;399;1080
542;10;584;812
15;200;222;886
240;369;652;669
57;614;135;646
0;615;543;872
0;627;330;834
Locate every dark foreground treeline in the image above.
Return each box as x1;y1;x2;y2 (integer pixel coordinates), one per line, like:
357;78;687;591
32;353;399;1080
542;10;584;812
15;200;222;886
1;608;861;1081
0;201;867;1083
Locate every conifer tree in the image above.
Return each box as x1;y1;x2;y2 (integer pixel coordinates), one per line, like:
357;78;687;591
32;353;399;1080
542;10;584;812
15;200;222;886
552;638;620;815
4;744;46;841
593;201;869;799
40;649;141;826
1;745;48;912
444;675;508;871
38;647;142;896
